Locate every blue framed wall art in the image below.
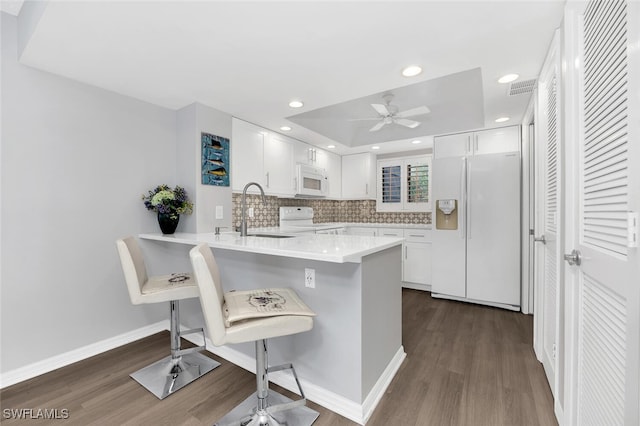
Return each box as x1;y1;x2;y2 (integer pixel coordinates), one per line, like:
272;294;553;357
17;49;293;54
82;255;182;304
201;132;230;186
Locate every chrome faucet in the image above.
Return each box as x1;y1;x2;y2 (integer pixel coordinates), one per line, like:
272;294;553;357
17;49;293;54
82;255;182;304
240;182;266;236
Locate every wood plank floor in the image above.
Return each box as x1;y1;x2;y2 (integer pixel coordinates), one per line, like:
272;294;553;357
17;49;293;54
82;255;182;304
1;290;557;425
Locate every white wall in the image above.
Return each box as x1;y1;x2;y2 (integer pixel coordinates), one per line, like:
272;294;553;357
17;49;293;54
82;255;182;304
176;102;233;234
0;12;177;374
174;102;234;330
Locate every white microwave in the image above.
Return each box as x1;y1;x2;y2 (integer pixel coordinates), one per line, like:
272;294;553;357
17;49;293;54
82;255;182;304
296;164;328;197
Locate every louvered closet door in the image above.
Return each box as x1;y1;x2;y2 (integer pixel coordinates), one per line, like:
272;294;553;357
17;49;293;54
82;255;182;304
564;1;640;424
534;29;561;398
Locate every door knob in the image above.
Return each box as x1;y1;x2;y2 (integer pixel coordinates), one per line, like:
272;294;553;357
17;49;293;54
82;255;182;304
564;249;582;266
534;235;546;244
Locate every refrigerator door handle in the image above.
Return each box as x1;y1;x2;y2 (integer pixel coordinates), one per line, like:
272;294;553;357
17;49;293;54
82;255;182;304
467;158;472;239
461;157;467;239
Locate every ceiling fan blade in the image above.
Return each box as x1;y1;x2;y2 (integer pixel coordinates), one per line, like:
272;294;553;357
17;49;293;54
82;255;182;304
371;103;390;116
394;118;421;129
395;106;431;118
369;121;386;132
347;117;383;121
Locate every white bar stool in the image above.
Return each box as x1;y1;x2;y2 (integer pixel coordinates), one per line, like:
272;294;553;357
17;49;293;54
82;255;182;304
116;236;220;399
189;243;319;426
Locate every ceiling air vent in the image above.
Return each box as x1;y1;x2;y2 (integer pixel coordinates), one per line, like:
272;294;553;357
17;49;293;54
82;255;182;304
508;78;537;96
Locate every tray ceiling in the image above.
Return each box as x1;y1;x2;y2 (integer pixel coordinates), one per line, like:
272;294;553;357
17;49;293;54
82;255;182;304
11;0;566;153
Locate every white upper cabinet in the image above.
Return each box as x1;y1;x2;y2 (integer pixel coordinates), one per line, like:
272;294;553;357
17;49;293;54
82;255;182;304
324;151;342;198
264;133;295;196
231;118;295;196
433;132;470;159
342;153;376;199
231;119;265;193
434;126;520;159
376;155;432;212
295;144;328;168
474;126;520;154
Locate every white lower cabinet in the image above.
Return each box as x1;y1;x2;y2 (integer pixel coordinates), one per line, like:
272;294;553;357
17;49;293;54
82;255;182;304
345;226;432;288
402;229;432;287
403;242;432;285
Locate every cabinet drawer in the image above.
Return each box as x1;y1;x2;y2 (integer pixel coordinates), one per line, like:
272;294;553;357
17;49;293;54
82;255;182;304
377;228;404;238
403;229;431;242
347;227;378;236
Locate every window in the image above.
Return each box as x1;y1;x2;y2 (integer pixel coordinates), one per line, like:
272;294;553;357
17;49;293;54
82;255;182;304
377;155;432;212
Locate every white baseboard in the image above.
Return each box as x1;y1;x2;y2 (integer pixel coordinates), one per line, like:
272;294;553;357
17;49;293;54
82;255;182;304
0;321;168;389
182;332;406;425
2;322;405;425
431;292;520;311
361;346;406;423
555;399;564;426
402;282;432;292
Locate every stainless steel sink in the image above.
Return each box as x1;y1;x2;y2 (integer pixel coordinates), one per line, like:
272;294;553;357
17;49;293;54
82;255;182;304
246;233;296;239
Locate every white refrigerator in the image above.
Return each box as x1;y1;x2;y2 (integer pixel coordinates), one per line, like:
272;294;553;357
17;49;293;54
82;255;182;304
432;127;521;310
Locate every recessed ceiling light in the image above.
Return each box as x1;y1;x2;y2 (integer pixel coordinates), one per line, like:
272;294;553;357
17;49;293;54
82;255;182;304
498;74;519;84
280;126;292;131
288;100;304;108
411;140;422;144
495;117;510;123
371;146;380;150
402;65;422;77
327;145;336;149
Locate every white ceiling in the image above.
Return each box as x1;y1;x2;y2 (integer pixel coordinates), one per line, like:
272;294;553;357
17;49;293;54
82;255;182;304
11;0;565;154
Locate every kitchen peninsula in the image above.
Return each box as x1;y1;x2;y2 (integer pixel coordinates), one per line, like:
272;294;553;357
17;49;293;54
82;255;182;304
138;232;405;425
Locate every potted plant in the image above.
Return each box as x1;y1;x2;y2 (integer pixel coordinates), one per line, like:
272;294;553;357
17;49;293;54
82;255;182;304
142;184;193;234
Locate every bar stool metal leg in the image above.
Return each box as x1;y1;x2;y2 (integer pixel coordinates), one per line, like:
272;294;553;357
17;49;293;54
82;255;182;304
215;339;319;426
130;300;220;399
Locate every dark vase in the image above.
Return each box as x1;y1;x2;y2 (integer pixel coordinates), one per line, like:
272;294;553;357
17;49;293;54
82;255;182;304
157;212;180;234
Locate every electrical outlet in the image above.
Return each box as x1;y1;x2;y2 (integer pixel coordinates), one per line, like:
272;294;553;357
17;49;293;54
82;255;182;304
215;205;223;219
305;268;315;288
248;207;254;218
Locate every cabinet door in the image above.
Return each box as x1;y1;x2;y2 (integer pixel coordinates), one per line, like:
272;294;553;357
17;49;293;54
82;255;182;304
403;241;432;285
264;134;295;196
473;126;520;155
377;159;403;211
294;142;312;165
342;153;376;199
325;151;342;198
433;132;471;159
231;118;265;192
314;148;328;170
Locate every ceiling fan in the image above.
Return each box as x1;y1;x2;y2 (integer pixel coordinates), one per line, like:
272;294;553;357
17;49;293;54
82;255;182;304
350;93;431;132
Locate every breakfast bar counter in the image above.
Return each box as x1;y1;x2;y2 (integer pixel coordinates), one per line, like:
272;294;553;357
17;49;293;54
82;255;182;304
138;231;404;263
138;232;405;425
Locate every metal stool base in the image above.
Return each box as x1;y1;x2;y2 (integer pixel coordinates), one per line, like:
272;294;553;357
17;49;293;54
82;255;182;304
215;391;319;426
130;352;220;399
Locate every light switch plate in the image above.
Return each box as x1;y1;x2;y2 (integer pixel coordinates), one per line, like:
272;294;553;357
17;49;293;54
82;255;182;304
215;205;223;219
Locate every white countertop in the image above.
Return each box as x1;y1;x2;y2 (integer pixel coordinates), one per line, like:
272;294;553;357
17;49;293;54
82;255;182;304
250;223;431;234
138;232;404;264
332;222;432;230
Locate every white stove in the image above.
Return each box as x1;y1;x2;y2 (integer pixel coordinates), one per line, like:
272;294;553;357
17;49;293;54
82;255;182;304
279;207;345;234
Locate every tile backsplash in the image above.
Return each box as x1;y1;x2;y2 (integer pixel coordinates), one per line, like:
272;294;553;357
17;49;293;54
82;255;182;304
232;194;431;229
